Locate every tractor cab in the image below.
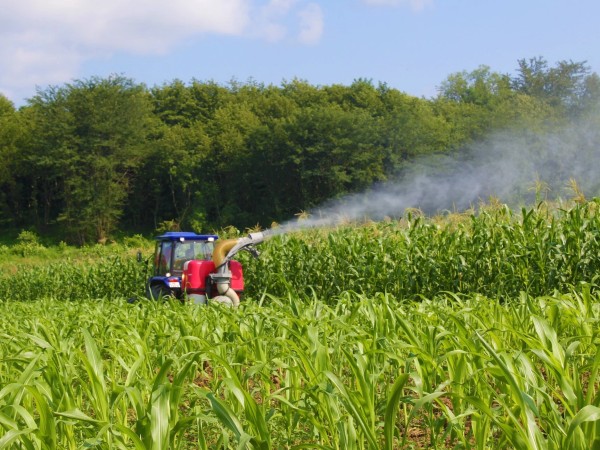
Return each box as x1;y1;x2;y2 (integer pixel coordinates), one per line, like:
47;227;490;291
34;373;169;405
147;232;218;299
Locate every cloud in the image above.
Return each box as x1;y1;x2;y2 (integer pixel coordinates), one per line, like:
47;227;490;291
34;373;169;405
297;3;324;45
252;0;297;42
250;0;323;44
362;0;433;12
0;0;250;102
0;29;83;100
2;1;250;55
0;0;323;104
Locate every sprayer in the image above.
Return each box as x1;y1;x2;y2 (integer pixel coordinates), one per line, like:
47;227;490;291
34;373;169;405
145;230;271;305
208;231;268;306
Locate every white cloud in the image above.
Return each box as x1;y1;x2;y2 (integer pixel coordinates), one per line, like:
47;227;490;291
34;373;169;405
0;29;82;98
252;0;297;42
0;0;323;101
0;0;250;102
3;1;250;54
249;0;323;45
362;0;433;12
0;0;323;104
297;3;324;45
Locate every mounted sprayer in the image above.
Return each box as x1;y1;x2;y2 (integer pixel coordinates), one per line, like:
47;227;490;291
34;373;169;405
208;231;268;306
145;231;270;305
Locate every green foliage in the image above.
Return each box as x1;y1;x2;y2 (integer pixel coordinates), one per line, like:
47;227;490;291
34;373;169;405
435;64;563;139
12;230;46;257
1;58;599;240
245;200;600;301
0;255;146;301
0;96;25;227
122;234;150;249
513;57;596;115
20;75;155;243
0;201;599;447
2;200;599;304
0;289;598;448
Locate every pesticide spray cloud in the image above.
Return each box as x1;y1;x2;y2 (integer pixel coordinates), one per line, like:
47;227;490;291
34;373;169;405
275;112;600;233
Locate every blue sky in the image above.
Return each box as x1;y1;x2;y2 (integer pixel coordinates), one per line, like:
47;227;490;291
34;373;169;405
1;0;599;107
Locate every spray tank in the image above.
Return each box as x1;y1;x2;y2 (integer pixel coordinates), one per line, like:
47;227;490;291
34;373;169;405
181;231;269;306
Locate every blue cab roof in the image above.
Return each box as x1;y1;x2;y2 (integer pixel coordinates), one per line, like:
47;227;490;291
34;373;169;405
154;231;219;241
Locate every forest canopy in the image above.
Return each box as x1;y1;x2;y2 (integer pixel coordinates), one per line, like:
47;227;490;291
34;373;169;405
0;57;598;243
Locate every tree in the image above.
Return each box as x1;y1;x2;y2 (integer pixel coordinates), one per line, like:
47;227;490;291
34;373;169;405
380;88;452;170
281;78;325;108
580;72;600;113
208;98;262;226
0;95;21;227
435;63;565;138
150;80;198;127
136;122;214;231
228;84;299;224
438;66;512;107
436;66;519;137
27;76;153;243
285;104;385;208
512;57;596;115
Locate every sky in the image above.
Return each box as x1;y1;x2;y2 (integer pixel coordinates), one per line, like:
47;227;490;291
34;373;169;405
1;0;599;107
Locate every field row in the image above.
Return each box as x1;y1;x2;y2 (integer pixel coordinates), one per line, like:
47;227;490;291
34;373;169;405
0;289;599;449
1;201;599;448
1;201;600;303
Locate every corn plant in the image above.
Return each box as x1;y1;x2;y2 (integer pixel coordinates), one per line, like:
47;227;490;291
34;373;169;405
1;200;599;448
0;286;598;448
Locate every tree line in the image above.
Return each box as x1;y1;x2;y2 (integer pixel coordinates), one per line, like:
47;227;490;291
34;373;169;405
0;57;598;243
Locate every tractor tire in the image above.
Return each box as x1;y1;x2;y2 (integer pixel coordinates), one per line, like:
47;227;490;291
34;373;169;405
148;284;173;301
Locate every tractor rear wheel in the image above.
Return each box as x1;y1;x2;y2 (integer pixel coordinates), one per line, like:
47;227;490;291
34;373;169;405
148;284;173;301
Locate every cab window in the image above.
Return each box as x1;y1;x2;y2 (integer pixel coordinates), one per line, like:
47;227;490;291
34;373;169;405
157;241;173;275
197;241;214;260
173;241;195;271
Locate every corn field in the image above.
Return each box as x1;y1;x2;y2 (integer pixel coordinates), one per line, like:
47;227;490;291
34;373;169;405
0;201;599;449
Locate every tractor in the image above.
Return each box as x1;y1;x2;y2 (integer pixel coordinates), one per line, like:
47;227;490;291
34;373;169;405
146;231;266;305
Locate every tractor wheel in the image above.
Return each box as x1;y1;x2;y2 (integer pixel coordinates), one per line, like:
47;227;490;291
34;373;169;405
148;284;173;301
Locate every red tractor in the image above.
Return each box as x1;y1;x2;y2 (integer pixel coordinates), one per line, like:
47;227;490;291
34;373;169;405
146;231;266;305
